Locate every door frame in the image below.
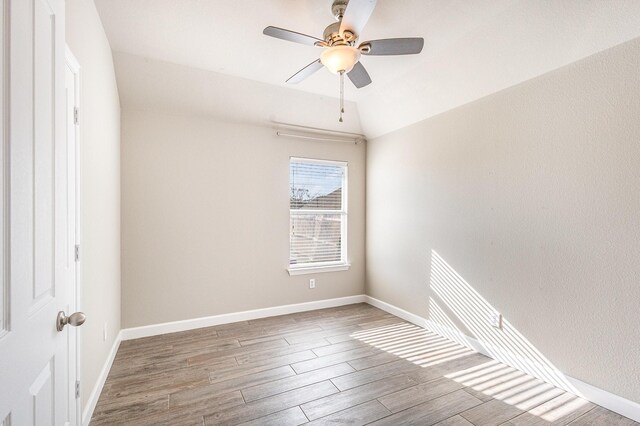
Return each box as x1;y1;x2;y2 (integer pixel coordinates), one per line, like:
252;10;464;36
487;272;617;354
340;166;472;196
65;45;82;424
0;0;9;346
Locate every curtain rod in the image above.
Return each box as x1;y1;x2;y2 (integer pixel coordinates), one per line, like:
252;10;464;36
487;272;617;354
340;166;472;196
276;131;364;144
271;120;366;139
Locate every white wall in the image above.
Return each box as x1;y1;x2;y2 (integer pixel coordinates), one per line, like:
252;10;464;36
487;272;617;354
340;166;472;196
121;111;365;327
65;0;121;410
366;37;640;403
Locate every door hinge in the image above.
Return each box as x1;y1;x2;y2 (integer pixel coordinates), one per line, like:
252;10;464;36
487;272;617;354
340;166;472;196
75;245;80;262
74;106;79;125
75;381;80;399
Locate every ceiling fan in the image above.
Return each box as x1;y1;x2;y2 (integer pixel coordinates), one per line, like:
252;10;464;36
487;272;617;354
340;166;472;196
263;0;424;122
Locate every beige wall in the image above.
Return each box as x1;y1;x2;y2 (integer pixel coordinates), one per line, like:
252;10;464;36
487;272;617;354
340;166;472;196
121;111;365;328
366;37;640;403
66;0;121;410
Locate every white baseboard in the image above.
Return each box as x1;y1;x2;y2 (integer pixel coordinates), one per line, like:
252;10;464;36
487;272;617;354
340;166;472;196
363;295;640;423
566;376;640;423
364;295;429;328
120;295;366;341
82;330;123;426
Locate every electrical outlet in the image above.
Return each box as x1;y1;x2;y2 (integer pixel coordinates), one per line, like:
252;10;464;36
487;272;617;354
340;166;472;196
309;279;316;289
103;323;108;341
490;313;502;329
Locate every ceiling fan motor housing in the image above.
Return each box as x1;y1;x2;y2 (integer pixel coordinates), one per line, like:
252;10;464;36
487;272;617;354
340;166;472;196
323;23;357;47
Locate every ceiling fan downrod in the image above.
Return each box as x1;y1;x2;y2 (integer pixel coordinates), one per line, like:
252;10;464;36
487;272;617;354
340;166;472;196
331;0;349;21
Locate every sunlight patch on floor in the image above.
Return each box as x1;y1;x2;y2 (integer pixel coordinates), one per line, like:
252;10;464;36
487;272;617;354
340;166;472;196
528;392;593;422
446;360;566;410
350;321;591;422
350;322;476;367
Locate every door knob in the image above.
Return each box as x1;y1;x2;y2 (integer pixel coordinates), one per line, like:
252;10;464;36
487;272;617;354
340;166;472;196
56;311;86;331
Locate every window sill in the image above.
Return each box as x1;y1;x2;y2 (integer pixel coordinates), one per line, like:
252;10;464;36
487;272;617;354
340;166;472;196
287;263;351;276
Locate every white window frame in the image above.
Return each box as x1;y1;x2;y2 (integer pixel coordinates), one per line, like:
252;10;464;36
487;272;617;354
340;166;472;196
288;157;350;276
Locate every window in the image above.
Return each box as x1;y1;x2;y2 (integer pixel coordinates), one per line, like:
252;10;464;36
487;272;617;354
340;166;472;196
288;157;349;275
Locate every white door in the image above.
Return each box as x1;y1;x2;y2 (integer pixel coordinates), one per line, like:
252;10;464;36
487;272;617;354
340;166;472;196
0;0;78;425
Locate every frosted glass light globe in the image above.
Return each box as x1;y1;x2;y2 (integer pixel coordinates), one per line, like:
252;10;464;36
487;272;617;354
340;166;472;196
320;46;361;74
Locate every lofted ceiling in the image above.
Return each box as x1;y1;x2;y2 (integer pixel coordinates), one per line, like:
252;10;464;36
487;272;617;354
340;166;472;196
95;0;640;138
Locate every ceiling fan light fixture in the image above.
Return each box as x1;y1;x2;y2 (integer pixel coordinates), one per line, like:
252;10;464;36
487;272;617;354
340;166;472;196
320;45;361;74
264;0;424;122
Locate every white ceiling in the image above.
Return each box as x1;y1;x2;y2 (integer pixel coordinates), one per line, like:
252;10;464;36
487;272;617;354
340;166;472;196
113;51;364;134
95;0;640;137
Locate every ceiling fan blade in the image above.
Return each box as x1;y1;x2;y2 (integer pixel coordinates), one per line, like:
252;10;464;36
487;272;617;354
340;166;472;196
360;38;424;55
339;0;377;37
263;26;323;46
347;61;372;88
286;59;324;84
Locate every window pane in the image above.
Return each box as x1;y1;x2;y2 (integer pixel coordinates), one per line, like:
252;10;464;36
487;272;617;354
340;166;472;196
290;213;342;265
290;162;343;210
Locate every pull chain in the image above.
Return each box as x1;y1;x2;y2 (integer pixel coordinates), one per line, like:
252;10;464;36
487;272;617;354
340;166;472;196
339;70;344;122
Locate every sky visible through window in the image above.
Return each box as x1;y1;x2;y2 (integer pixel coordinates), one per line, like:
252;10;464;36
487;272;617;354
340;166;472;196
290;162;342;202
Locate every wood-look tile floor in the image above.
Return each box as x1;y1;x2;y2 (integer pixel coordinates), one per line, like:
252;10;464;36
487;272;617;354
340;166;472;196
91;303;638;425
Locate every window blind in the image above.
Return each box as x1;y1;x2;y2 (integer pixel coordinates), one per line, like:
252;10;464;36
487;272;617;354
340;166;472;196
289;159;347;267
